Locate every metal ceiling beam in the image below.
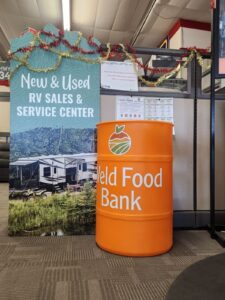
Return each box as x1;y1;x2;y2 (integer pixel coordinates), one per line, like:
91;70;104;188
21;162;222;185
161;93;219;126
130;0;158;46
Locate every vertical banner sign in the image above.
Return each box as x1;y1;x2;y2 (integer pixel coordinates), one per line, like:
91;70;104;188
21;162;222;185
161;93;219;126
9;25;100;236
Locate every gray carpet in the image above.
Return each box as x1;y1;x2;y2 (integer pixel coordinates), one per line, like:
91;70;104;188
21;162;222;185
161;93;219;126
0;184;224;300
166;252;225;300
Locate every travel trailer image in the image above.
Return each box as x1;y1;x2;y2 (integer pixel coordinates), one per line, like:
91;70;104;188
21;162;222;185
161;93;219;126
9;153;97;193
8;127;97;236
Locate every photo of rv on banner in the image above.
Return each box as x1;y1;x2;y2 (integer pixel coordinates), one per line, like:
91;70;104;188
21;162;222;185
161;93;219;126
10;148;97;193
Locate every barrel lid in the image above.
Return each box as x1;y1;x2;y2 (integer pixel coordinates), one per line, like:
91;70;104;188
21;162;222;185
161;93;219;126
97;120;173;127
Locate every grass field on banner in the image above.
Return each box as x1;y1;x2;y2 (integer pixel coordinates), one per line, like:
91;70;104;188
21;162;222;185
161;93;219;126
9;183;96;236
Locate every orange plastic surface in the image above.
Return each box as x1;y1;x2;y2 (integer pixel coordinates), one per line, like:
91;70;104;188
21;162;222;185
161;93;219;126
96;120;173;256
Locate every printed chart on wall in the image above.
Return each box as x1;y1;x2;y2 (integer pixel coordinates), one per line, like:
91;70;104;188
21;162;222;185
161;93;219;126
145;98;174;123
9;24;100;236
116;96;174;133
116;96;145;119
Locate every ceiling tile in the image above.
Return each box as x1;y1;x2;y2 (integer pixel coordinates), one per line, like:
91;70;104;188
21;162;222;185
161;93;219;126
0;27;10;59
37;0;62;25
180;9;211;23
139;4;177;35
17;0;39;18
155;4;182;18
133;33;162;48
95;0;120;30
93;29;110;43
152;18;175;34
0;0;20;16
71;0;98;28
112;0;150;31
168;0;191;8
186;0;210;11
0;14;27;40
109;30;133;44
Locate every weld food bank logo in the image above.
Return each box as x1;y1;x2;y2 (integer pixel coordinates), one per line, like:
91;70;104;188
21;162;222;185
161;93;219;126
108;125;131;155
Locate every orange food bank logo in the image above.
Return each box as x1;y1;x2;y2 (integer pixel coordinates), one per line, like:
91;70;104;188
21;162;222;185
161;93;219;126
108;125;131;155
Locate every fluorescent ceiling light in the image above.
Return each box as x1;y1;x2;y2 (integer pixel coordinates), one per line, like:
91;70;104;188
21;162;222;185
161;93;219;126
62;0;71;31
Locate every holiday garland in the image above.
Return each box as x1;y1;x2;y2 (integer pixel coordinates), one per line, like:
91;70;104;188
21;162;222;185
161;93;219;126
8;27;210;87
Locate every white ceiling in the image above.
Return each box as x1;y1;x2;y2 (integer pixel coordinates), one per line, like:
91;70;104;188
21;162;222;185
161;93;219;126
0;0;211;59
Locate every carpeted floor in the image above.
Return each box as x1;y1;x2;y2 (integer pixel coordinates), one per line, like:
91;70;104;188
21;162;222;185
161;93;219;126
166;252;225;300
0;183;224;300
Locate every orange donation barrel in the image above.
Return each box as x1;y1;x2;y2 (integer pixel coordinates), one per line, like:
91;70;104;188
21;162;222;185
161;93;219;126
96;120;173;256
